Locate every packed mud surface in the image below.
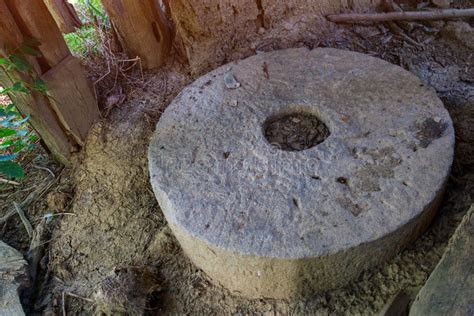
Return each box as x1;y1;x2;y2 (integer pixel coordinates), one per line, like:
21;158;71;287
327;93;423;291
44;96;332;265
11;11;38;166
1;5;473;315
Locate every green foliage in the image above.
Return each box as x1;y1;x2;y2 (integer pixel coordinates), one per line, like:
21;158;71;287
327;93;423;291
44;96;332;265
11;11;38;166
83;0;108;22
0;161;25;178
64;0;109;57
0;38;43;181
64;25;101;56
0;102;35;180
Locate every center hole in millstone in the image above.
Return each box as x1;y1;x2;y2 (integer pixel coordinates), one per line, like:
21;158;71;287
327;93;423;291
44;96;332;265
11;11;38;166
263;112;330;151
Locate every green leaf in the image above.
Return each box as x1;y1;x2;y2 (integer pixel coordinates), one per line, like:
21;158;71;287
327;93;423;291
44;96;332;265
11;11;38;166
0;139;13;150
0;104;19;117
86;0;108;20
0;154;18;161
0;160;24;178
0;139;13;146
4;107;19;118
0;87;11;94
28;134;38;142
21;45;41;57
12;141;26;153
11;81;29;94
0;115;16;126
23;37;41;48
5;104;16;112
0;128;16;137
32;78;47;94
11;115;30;126
10;54;31;72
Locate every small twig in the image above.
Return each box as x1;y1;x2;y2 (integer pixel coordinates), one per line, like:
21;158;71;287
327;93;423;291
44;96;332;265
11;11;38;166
385;0;403;13
62;291;66;316
138;57;144;82
27;218;48;282
327;8;474;23
13;202;33;237
0;177;20;185
387;21;423;47
119;57;141;72
109;60;120;95
0;174;60;226
384;0;416;33
94;60;111;86
44;212;77;219
32;164;55;178
29;236;56;249
66;292;94;303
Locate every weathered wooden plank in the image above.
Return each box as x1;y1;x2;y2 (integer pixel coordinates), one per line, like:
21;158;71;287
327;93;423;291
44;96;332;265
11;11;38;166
44;0;82;34
0;0;72;164
40;55;100;144
101;0;172;69
0;0;21;52
0;0;99;164
5;0;70;71
410;205;474;316
0;68;72;164
0;0;43;74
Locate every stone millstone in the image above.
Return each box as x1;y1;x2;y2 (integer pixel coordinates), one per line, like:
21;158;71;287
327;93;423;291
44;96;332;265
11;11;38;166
148;48;454;299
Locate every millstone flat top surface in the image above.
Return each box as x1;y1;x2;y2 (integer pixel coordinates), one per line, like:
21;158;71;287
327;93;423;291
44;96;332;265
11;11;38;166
149;48;454;258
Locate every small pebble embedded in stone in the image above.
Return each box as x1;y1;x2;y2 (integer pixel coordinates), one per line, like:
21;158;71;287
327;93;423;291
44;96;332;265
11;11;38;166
224;72;240;89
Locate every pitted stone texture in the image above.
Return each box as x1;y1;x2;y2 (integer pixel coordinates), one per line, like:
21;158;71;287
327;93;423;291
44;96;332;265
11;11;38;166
149;48;454;299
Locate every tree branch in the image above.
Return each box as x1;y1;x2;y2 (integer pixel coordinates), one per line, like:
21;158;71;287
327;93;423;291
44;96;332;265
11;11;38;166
327;8;474;23
0;177;20;185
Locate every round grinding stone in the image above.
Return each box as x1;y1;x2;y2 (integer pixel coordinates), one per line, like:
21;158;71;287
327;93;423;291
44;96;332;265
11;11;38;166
148;48;454;299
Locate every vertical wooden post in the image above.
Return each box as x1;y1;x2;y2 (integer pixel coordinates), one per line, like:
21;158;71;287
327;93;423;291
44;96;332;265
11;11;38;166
101;0;173;69
6;0;72;71
44;0;82;34
0;0;100;164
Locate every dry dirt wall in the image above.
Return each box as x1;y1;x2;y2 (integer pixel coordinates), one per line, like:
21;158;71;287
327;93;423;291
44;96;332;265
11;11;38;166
168;0;382;74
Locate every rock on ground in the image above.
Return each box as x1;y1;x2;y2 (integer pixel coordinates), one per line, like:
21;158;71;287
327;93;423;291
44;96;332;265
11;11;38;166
0;241;27;316
149;47;454;298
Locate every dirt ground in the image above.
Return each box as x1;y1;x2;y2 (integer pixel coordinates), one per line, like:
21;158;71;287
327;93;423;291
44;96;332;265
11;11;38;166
1;5;473;316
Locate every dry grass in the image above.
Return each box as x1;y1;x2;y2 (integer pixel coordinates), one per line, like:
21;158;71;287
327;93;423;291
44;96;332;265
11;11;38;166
0;147;71;252
72;19;147;117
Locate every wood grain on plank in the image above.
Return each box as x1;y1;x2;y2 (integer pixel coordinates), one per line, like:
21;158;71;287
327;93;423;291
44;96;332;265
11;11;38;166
44;0;82;34
101;0;172;69
41;55;100;145
5;0;70;72
410;205;474;316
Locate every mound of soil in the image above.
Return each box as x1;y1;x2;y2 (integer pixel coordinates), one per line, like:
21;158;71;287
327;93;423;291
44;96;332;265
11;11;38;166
46;60;191;314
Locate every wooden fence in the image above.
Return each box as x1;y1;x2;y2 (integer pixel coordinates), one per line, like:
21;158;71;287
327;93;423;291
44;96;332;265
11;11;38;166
0;0;176;164
0;0;99;164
